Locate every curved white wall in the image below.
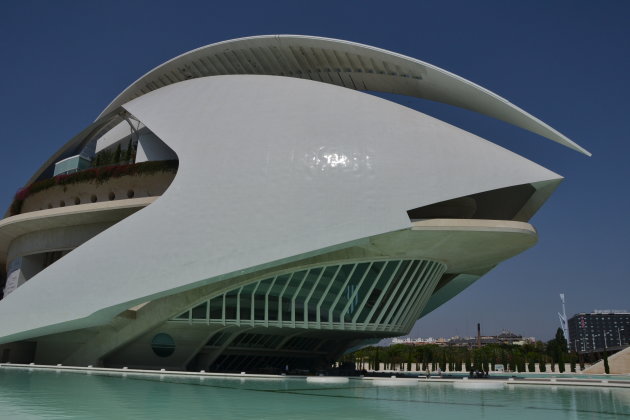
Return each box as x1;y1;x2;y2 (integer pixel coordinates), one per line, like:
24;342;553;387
0;75;561;343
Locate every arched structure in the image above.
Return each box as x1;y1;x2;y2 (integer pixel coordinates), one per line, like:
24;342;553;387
0;36;587;372
101;35;589;155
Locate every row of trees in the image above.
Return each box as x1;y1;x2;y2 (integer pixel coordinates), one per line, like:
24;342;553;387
344;328;580;373
93;140;136;167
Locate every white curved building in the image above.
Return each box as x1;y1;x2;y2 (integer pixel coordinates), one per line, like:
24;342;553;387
0;35;587;371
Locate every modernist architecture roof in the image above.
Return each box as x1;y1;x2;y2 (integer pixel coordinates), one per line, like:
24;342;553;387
101;35;589;156
0;36;587;371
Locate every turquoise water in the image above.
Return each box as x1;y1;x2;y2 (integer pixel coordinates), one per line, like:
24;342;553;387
505;372;630;380
1;369;629;419
434;372;630;381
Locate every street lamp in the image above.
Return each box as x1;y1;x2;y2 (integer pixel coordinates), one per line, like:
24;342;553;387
618;327;625;347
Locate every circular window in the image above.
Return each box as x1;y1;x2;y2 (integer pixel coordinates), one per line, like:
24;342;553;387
108;192;115;200
151;333;175;357
127;189;135;198
91;194;97;203
74;197;81;205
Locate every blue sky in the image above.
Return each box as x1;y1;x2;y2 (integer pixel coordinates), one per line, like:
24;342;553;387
1;0;628;341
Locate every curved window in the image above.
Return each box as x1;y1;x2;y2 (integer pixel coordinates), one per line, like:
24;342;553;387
151;333;175;357
171;259;445;333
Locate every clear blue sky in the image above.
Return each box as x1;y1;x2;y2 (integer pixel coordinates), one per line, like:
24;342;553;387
1;0;628;341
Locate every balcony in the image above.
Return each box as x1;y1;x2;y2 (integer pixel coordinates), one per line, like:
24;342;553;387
9;160;178;216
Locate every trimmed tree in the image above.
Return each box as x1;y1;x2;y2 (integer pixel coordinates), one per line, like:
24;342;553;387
465;350;472;372
113;144;122;164
125;139;133;163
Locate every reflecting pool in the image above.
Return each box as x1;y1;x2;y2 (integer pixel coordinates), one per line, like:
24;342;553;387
1;369;629;419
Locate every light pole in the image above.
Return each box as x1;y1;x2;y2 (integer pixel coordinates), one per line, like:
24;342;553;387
618;327;625;346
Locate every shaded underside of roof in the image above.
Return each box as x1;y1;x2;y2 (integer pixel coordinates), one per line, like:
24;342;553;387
99;35;589;156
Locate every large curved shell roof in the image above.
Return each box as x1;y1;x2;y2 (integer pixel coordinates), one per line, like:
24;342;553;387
100;35;589;156
0;75;563;343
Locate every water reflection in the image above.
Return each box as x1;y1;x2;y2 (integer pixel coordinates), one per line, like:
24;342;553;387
0;369;629;419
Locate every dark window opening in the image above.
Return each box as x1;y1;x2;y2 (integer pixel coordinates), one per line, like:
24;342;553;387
151;333;175;357
407;183;536;222
43;251;64;269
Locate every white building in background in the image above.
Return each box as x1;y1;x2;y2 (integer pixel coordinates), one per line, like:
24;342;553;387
0;35;588;371
392;337;439;345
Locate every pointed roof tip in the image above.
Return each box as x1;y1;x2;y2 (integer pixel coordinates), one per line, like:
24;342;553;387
551;131;591;156
571;144;592;157
98;34;591;157
554;130;591;156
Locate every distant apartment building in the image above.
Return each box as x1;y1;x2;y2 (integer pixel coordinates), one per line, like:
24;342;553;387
568;310;630;353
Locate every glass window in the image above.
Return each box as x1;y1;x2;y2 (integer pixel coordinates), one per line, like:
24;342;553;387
268;274;290;321
175;310;189;320
253;278;273;320
357;260;399;323
338;262;370;322
308;266;339;323
209;295;223;320
295;268;322;323
225;290;238;320
321;264;355;323
191;302;207;320
151;333;175;357
387;261;428;322
240;284;257;321
370;260;415;324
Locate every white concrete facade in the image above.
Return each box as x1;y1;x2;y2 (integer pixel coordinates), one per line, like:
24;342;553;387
0;36;587;370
